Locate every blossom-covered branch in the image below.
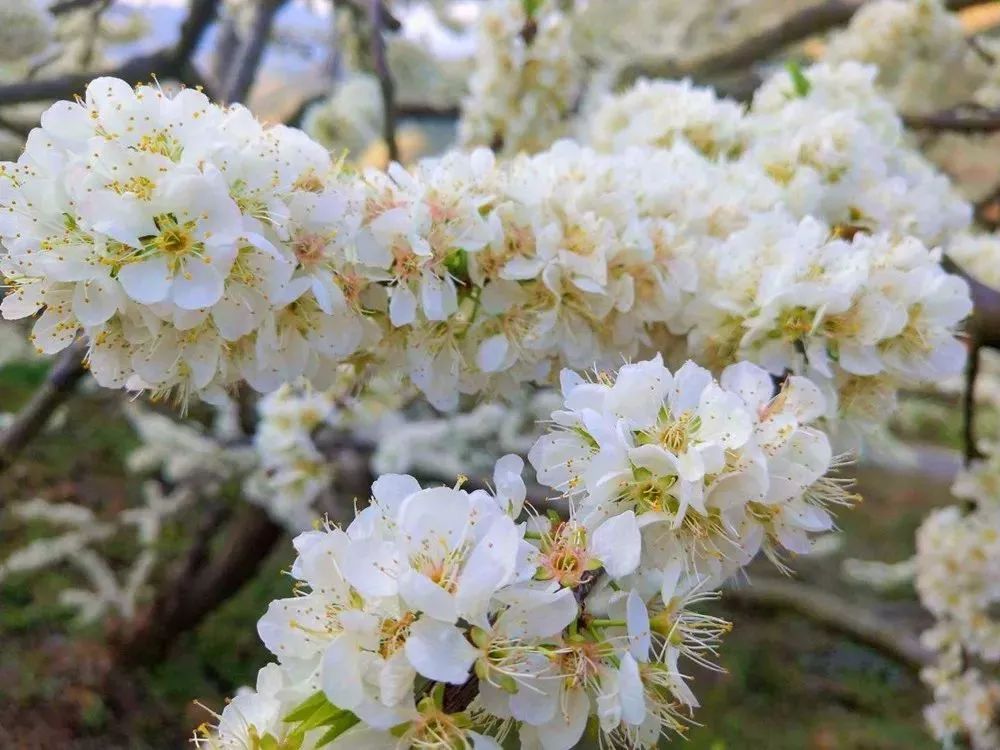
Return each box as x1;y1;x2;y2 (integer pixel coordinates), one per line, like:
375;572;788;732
0;65;973;437
198;355;858;749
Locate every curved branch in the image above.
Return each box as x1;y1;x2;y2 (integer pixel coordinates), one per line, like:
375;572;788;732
0;339;88;476
725;577;931;671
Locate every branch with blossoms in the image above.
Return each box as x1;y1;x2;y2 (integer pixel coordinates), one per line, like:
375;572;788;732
195;354;861;750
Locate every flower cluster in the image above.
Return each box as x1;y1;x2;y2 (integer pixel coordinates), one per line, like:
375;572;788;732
746;62;972;246
685;215;972;428
201;356;853;749
302;73;385;162
823;0;986;114
0;69;973;431
586;78;748;159
458;0;582;155
915;447;1000;749
581;63;973;431
0;77;367;403
244;382;342;531
529;355;854;582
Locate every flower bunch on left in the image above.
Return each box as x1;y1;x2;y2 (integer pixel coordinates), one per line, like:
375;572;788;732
0;77;366;403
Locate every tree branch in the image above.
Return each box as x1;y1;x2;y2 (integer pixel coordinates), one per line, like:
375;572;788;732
369;0;399;162
0;0;220;106
903;107;1000;134
725;577;932;671
620;0;985;84
222;0;288;105
112;504;282;666
49;0;103;15
210;12;241;95
0;339;88;476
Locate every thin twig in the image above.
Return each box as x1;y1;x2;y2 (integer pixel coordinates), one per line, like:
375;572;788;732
725;577;931;671
0;339;88;475
964;343;983;464
968;35;997;66
369;0;399;162
223;0;288;105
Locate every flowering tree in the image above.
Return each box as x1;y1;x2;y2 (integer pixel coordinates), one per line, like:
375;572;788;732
1;0;999;747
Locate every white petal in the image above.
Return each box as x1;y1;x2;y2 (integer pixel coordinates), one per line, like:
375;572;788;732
389;285;417;326
118;256;172;305
404;618;478;684
172;258;224;310
591;511;641;578
399;568;458;623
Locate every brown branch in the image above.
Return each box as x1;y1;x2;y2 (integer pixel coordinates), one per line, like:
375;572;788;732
369;0;399;163
725;577;931;671
112;433;375;665
222;0;288;105
964;343;984;464
0;339;87;476
903;107;1000;134
112;504;282;666
0;0;219;106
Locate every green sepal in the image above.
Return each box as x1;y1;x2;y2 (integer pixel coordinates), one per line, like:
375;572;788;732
430;682;446;709
470;626;490;649
497;673;519;695
445;248;469;283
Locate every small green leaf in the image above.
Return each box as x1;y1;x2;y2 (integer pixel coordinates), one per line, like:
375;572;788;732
300;702;345;733
316;713;361;747
283;692;329;724
785;60;811;97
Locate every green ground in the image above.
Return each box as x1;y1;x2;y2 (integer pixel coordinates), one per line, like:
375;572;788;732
0;359;956;749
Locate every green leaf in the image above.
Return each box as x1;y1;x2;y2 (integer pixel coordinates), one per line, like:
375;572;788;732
785;60;811;98
522;0;543;17
316;713;361;747
300;702;346;733
283;692;329;724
